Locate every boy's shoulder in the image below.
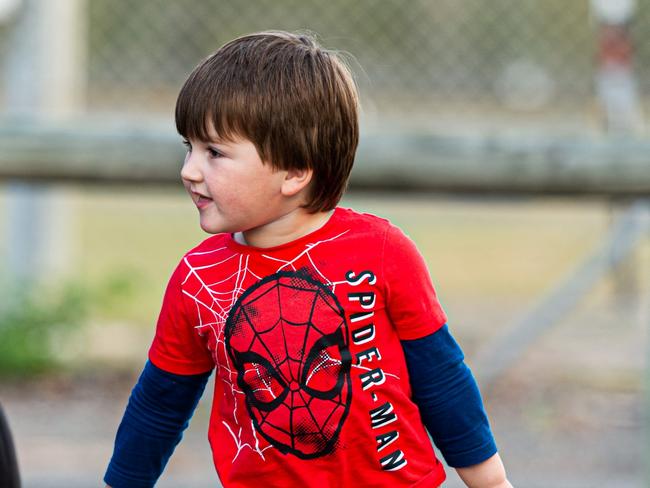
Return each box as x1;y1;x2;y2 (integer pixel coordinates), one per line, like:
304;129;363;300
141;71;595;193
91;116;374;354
335;206;394;232
337;206;411;246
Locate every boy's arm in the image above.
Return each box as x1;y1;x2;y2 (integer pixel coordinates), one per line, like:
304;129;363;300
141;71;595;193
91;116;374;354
104;360;212;488
456;453;512;488
401;325;512;487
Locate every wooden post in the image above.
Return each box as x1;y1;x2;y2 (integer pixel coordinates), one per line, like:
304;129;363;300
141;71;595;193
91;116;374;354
3;0;86;284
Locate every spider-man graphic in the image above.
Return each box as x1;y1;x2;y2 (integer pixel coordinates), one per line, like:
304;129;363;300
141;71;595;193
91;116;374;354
225;271;352;459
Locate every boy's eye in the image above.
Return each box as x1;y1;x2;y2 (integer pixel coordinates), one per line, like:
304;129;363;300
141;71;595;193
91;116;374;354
181;139;191;152
207;146;223;158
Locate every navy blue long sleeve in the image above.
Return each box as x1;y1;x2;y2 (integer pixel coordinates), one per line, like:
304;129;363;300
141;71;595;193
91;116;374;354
105;326;491;485
401;324;497;468
104;360;212;488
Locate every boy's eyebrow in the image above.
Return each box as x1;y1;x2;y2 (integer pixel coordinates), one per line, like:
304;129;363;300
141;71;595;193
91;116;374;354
182;135;230;146
209;137;233;147
201;130;231;145
210;132;243;146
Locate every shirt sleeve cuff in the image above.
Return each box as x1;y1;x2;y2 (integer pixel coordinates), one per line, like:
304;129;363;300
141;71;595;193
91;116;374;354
443;437;498;468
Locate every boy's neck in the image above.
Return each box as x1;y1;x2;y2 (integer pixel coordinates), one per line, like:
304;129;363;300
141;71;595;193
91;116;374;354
234;208;334;248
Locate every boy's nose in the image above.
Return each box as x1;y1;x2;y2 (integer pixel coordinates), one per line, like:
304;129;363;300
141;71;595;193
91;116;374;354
180;153;202;182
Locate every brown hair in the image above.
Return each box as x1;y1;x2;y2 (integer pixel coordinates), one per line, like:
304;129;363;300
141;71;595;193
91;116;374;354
175;31;359;212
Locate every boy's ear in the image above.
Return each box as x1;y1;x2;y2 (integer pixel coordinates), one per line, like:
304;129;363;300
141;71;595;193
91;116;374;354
281;167;313;197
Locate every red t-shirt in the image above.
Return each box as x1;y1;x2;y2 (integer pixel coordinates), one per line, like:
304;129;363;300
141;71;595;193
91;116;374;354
149;207;448;487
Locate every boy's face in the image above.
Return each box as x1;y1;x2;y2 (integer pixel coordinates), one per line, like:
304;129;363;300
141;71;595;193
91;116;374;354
180;126;289;235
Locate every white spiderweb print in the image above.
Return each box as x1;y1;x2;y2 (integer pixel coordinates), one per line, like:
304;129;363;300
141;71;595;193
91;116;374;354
181;230;358;462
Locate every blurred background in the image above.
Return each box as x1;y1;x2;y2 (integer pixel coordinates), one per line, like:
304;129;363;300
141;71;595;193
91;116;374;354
0;0;649;487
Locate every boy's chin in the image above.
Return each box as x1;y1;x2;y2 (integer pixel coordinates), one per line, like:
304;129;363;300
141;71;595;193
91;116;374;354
198;217;240;236
198;219;224;235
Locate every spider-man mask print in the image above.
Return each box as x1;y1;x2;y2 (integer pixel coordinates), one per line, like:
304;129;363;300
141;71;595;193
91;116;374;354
225;271;352;459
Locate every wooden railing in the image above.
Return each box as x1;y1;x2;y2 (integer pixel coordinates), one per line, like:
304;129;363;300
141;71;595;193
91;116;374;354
1;119;649;196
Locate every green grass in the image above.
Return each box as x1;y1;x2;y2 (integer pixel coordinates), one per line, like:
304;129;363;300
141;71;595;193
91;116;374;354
0;282;88;375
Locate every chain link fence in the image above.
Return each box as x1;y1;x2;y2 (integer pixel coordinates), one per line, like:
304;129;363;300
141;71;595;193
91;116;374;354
1;0;649;134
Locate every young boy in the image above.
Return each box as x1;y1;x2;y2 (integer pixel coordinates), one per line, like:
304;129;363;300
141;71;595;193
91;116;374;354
105;31;511;488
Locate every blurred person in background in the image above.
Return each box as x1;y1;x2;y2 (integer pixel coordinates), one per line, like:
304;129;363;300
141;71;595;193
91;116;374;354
592;0;644;133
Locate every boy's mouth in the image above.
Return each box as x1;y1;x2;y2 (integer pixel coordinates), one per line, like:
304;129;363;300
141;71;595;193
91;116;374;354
192;191;213;208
